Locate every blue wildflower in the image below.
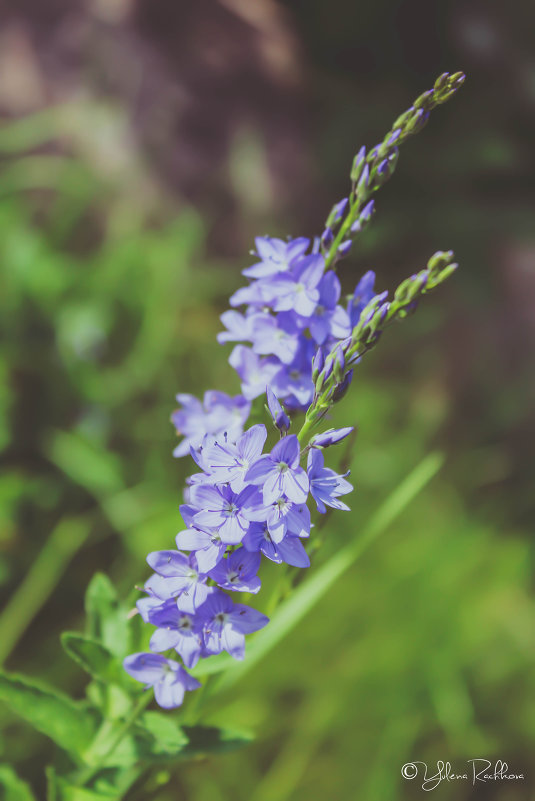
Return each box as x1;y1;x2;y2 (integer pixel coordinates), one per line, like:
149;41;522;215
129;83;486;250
265;253;324;317
147;601;204;669
242;522;310;568
171;391;251;457
307;449;353;513
188;483;261;545
144;550;209;613
175;527;226;573
208;547;261;594
200;590;269;660
123;653;201;709
245;434;309;504
250;314;300;364
228;346;280;401
199;424;267;492
347;271;377;327
242;236;310;278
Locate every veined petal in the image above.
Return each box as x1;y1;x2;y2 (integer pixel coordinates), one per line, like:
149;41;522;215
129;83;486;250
277;535;310;568
146;550;191;577
270;435;300;467
150;628;180;652
238;424;267;461
283;467;309;503
245;455;274;484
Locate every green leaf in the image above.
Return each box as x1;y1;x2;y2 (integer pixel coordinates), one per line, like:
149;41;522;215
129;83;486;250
0;765;36;801
135;711;188;756
206;452;444;690
61;633;120;684
179;725;253;758
85;573;130;658
0;670;98;757
47;766;119;801
46;430;124;498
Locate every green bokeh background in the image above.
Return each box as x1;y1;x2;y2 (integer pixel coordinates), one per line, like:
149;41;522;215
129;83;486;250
0;1;533;799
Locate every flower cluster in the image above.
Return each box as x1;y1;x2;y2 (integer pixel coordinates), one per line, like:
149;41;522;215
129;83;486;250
124;71;464;709
125;421;353;707
218;239;376;410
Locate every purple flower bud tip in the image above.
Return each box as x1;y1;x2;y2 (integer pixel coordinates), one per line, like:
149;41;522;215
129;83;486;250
360;200;375;221
266;386;290;433
311;426;354;448
337;241;352;257
333;197;349;221
332;368;353;402
321;227;334;248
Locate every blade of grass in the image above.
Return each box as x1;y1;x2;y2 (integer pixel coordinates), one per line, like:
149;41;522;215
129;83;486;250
0;516;91;665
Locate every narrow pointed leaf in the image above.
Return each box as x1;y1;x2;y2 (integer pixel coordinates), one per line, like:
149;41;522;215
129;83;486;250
0;765;37;801
61;632;121;684
85;573;130;658
135;711;188;755
0;670;98;757
179;725;253;758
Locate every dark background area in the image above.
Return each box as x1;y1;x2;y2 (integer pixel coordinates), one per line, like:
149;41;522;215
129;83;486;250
0;1;533;799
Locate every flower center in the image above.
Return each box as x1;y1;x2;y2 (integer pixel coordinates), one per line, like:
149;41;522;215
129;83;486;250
224;502;239;517
277;461;289;474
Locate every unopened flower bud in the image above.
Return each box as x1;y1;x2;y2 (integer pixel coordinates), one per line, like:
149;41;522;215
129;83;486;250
332;369;354;402
321;227;334;249
310;426;354;448
337;240;352;258
350;146;366;183
266;386;290;434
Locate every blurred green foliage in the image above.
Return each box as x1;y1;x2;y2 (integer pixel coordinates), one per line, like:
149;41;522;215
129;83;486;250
0;24;534;801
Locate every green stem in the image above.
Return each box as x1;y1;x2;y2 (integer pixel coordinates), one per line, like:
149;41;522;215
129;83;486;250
0;515;91;666
77;692;153;788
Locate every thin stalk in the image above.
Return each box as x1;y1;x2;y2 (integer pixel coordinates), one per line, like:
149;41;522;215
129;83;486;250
0;516;91;665
76;692;153;788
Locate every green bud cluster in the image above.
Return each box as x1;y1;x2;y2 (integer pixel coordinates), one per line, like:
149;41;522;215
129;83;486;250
298;250;459;442
322;72;465;272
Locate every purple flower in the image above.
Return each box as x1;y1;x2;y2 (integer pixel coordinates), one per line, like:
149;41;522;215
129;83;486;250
242;236;310;279
145;550;209;613
266;254;324;317
250;314;300;364
208;547;261;593
245;434;309;505
175;528;226;573
243;522;310;568
123;652;201;709
200;424;267;492
347;271;377;328
307;449;353;513
147;600;204;669
188;484;261;545
136;590;165;623
217;310;254;344
271;342;315;409
171;391;251;457
304;271;350;345
228;346;280;401
199;590;269;660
